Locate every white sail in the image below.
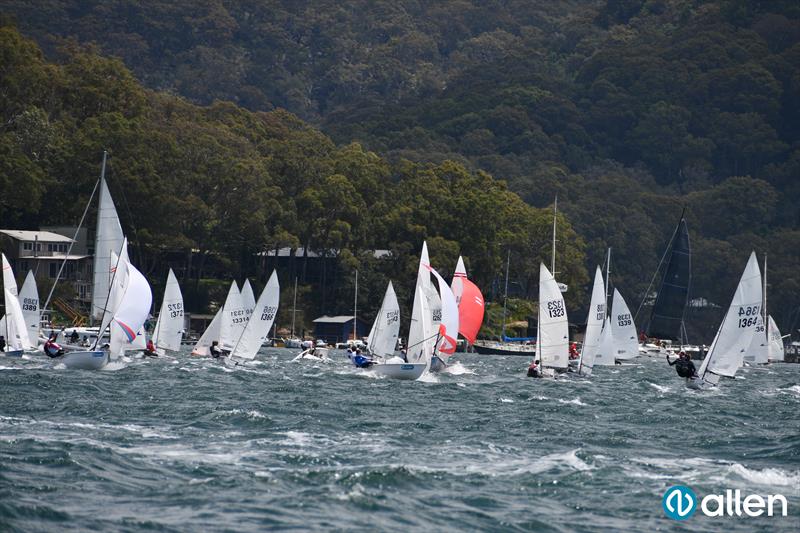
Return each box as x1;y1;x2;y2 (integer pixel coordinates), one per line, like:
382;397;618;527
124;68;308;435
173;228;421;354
230;270;280;360
592;317;615;366
537;263;569;369
367;281;401;358
112;259;152;346
241;279;256;320
219;281;245;350
580;266;606;373
4;288;31;351
451;256;467;304
192;308;223;356
407;284;434;367
697;252;762;385
2;253;18;298
610;289;638;361
97;246;130;340
18;271;40;346
429;266;459;355
151;269;184;352
416;242;442;335
92;177;125;320
743;315;769;365
767;315;784;362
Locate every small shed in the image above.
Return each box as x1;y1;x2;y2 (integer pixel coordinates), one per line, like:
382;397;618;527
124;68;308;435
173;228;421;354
312;315;369;344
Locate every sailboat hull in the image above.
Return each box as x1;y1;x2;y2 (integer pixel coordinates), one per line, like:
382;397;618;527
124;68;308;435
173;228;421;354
60;350;108;370
2;349;24;358
429;355;447;373
371;363;426;380
472;341;536;356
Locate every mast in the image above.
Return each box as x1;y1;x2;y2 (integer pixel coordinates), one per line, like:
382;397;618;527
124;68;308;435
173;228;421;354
291;276;297;338
764;254;769;351
501;249;510;340
605;247;611;314
353;269;358;342
551;195;557;275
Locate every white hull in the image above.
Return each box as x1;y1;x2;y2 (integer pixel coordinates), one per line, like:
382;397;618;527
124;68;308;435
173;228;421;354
686;377;714;390
60;350;109;370
371;362;426;380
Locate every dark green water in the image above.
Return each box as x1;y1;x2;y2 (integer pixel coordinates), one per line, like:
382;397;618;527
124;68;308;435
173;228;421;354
1;350;798;532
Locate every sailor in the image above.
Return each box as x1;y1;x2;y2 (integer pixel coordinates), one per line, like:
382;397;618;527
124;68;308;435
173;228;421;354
210;340;223;358
352;348;373;368
81;335;90;347
527;359;542;378
667;351;697;378
569;342;580;360
0;335;4;352
69;330;79;344
346;345;354;361
146;338;157;356
44;335;63;358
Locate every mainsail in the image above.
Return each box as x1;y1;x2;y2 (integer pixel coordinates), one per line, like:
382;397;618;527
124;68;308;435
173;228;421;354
18;271;40;345
767;316;785;362
537;263;569;369
646;216;690;340
219;281;244;350
610;289;638;361
367;281;401;359
696;252;762;386
151;268;184;352
192;308;223;356
230;270;279;361
92;177;125;321
580;266;606;373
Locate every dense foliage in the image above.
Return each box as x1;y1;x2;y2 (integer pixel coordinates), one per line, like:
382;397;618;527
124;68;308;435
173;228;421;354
0;23;587;335
2;0;799;339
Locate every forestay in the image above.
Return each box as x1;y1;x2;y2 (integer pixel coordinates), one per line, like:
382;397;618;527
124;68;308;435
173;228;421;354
610;289;638;361
580;266;606;373
152;268;184;352
230;270;279;360
696;252;762;385
367;281;401;359
537;263;569;369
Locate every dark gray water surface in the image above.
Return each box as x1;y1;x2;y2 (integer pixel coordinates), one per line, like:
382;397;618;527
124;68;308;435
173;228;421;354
1;350;798;532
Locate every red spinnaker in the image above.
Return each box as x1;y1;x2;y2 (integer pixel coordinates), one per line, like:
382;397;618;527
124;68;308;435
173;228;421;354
458;278;485;344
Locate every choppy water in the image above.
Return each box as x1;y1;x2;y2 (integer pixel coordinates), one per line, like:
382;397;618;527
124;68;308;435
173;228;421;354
1;349;798;532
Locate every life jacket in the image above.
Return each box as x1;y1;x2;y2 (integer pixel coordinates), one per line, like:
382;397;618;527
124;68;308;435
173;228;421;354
675;358;693;378
353;354;371;368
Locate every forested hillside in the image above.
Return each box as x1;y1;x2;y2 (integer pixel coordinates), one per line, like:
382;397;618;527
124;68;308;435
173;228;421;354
2;0;799;339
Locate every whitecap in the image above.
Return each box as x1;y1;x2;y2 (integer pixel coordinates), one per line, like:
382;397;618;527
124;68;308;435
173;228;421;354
443;362;475;375
557;397;586;406
649;382;672;393
728;463;800;487
499;398;514;403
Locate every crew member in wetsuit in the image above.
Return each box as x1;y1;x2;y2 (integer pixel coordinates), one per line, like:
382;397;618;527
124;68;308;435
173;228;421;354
210;340;223;358
667;351;697;378
0;335;5;352
527;359;542;378
569;342;580;360
145;338;157;356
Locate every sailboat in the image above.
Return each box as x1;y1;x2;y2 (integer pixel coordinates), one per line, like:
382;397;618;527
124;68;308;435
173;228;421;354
577;266;606;375
62;240;152;370
688;251;762;389
472;251;536;356
147;268;184;356
450;256;486;349
743;254;786;365
367;282;425;380
192;280;240;356
636;212;691;355
2;254;32;356
534;263;569;378
767;316;785;362
227;270;280;363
